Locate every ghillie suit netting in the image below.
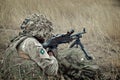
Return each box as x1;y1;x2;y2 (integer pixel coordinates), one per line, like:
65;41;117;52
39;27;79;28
1;14;103;80
20;14;53;41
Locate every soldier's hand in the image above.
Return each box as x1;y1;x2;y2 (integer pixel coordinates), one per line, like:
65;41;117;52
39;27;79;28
47;50;55;56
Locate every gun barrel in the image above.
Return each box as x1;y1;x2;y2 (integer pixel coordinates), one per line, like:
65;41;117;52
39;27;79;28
43;28;86;49
71;31;86;38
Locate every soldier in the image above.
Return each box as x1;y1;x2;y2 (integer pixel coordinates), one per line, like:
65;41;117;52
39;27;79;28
2;13;103;80
2;14;58;80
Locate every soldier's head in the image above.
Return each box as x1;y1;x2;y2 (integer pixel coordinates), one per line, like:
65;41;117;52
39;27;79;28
20;13;53;43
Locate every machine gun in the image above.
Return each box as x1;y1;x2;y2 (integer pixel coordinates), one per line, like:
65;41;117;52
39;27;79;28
43;28;92;60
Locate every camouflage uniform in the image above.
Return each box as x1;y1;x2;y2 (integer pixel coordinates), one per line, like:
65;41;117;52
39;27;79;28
57;49;103;80
18;37;58;75
2;13;102;80
2;14;58;80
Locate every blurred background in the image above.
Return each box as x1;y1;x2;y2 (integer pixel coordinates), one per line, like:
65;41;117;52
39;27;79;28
0;0;120;79
0;0;120;42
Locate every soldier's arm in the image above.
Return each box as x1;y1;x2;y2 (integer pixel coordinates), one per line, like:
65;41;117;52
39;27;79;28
20;37;58;76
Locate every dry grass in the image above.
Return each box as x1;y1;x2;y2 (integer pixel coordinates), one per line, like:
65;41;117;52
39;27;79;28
0;0;120;80
0;0;120;41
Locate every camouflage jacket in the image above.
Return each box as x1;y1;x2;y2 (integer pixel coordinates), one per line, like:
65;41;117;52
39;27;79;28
2;36;58;80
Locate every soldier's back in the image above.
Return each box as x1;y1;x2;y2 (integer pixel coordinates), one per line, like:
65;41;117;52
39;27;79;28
2;36;45;80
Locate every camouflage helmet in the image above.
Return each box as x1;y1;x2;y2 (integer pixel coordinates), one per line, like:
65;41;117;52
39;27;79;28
20;13;53;40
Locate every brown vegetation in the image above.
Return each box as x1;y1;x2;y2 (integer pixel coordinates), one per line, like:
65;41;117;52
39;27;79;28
0;0;120;80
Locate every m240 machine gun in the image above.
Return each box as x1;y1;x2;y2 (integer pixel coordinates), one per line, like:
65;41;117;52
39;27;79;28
43;28;92;60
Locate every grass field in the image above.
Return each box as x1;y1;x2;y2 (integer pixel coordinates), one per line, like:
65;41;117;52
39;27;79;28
0;0;120;79
0;0;120;40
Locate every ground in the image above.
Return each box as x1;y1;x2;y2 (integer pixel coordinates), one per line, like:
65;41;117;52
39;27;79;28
0;0;120;80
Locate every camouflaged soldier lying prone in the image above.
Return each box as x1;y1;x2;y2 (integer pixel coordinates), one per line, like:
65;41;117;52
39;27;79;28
2;14;58;80
2;14;102;80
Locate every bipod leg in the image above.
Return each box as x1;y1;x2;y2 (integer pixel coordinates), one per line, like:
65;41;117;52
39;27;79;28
69;40;76;48
78;40;93;60
76;44;79;48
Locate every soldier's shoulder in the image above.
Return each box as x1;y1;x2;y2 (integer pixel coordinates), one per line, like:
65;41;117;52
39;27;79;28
22;37;42;46
24;37;39;43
